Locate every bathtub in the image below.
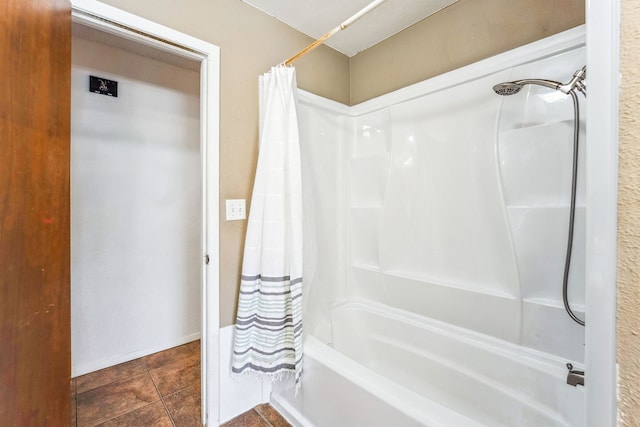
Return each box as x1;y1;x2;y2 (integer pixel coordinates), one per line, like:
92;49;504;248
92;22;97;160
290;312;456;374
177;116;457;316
271;301;584;427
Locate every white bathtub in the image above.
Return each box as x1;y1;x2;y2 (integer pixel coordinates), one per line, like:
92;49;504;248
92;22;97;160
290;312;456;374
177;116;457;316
271;301;584;427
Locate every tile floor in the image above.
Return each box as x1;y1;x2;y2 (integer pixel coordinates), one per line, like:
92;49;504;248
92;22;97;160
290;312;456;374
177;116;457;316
221;404;291;427
71;340;291;427
72;340;201;426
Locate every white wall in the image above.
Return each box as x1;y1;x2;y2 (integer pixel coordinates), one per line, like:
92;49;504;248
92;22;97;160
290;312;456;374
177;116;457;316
71;36;201;376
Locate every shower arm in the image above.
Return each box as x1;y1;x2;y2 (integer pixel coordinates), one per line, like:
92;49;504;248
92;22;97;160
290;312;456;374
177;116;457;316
558;66;587;96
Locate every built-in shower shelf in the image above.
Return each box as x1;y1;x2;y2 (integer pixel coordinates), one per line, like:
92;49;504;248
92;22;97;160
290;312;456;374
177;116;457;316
380;269;517;300
523;297;585;313
350;263;381;273
499;118;576;135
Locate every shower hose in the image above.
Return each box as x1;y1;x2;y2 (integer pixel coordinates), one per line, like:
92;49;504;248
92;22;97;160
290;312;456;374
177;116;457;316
564;90;585;326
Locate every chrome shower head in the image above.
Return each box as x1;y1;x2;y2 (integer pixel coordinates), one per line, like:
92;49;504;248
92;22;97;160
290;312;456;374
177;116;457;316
493;67;587;97
493;79;561;96
493;82;523;96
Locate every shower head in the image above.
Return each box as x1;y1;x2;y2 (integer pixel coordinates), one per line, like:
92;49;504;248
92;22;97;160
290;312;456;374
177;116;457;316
492;82;523;96
492;79;561;96
493;66;587;97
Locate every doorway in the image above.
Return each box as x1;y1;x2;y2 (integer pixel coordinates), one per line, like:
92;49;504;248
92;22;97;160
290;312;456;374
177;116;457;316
71;19;202;374
70;1;220;425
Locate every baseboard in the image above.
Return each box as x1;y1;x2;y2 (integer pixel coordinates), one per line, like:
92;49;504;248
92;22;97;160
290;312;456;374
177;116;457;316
71;332;201;377
219;325;272;423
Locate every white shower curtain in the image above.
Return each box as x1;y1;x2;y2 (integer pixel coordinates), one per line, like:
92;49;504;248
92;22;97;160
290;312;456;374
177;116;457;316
232;65;304;389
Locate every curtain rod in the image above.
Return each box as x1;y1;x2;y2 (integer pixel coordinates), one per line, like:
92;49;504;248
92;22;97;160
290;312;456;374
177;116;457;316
283;0;389;66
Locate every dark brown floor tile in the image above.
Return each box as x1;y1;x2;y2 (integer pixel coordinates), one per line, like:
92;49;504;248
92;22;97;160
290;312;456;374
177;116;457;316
96;401;173;427
164;385;202;427
221;409;271;427
76;359;148;394
143;340;200;370
149;353;200;397
77;372;160;427
254;404;291;427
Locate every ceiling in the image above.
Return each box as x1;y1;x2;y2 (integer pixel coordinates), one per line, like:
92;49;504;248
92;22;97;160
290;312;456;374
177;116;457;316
242;0;459;57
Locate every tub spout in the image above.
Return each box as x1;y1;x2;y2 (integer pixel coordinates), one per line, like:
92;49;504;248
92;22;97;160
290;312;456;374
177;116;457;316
566;363;584;387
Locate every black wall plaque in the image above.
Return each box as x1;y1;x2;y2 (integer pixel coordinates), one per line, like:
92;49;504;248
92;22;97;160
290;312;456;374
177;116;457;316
90;76;118;97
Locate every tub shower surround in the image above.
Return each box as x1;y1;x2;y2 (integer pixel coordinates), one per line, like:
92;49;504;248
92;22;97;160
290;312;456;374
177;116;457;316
272;27;586;427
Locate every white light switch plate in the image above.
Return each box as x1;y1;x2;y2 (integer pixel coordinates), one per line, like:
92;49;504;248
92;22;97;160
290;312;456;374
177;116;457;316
226;199;246;221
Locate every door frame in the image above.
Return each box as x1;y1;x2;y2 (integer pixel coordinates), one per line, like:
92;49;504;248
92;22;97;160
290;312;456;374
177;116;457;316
584;0;619;425
70;1;220;425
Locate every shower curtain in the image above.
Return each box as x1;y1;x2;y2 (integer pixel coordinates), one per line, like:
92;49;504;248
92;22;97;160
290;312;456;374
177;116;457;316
232;65;304;389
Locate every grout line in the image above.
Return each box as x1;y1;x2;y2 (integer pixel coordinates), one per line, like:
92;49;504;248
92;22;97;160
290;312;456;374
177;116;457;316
254;407;274;427
159;395;177;427
148;370;176;427
160;395;176;427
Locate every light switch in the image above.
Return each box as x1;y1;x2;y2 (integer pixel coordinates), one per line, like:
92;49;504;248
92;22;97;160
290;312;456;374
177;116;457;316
226;199;246;221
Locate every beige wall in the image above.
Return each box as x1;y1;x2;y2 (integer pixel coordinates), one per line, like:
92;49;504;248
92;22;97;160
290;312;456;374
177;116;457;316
618;0;640;424
349;0;585;104
96;0;350;327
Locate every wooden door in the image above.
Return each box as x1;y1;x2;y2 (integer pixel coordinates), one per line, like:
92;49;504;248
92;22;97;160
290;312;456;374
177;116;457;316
0;0;71;425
